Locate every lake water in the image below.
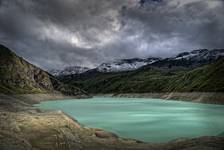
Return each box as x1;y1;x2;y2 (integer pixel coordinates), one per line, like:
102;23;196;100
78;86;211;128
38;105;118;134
36;97;224;142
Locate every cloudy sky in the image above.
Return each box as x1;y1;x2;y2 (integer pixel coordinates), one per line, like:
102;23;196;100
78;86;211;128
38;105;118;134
0;0;224;69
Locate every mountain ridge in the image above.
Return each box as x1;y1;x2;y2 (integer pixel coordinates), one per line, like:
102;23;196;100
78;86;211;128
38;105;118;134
146;49;224;70
0;44;88;97
53;48;224;76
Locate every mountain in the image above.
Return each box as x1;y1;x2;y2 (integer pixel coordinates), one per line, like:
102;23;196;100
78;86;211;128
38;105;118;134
96;58;160;73
0;44;87;96
49;66;90;76
61;56;224;94
147;49;224;69
55;49;224;76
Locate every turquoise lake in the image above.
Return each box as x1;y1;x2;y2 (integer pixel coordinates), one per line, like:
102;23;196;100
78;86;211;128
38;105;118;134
36;97;224;142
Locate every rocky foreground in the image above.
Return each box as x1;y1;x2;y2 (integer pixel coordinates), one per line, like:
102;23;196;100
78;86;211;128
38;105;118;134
1;94;224;150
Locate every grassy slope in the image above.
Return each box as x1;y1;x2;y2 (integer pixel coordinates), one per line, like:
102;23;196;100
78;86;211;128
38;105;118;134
166;58;224;92
62;58;224;94
0;45;86;95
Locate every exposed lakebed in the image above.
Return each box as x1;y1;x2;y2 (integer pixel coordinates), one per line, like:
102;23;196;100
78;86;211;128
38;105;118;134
35;97;224;142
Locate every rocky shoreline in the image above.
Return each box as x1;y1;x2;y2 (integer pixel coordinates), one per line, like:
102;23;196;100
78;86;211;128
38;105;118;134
1;94;224;150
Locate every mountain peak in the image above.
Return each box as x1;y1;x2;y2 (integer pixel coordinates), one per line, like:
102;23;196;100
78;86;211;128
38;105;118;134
97;57;160;73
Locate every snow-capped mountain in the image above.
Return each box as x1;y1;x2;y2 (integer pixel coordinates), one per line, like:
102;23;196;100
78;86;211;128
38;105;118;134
150;49;224;69
173;49;224;61
96;49;224;73
49;66;90;76
97;58;160;72
50;49;224;76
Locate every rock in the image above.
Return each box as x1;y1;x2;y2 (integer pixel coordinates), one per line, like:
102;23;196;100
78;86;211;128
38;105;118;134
95;129;118;139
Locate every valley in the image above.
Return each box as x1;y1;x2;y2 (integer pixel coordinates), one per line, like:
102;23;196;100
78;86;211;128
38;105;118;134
1;45;224;150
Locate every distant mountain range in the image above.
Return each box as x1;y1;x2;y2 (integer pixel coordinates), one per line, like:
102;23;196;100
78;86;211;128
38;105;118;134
60;49;224;94
0;44;87;96
49;66;90;77
1;44;224;96
52;49;224;77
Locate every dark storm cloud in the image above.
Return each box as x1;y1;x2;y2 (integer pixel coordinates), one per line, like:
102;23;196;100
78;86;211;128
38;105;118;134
0;0;224;69
120;0;224;56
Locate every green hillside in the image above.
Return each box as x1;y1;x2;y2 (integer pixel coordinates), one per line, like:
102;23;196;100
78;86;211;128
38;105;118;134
0;44;87;96
62;58;224;94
